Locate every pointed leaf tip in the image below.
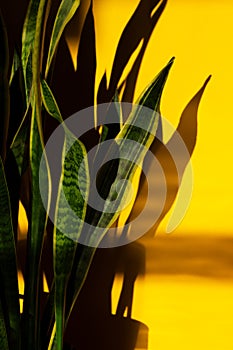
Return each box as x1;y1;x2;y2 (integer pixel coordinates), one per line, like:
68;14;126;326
203;75;211;88
169;56;175;64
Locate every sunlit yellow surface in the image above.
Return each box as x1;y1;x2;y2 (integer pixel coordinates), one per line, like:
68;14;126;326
93;0;233;236
18;1;233;348
91;1;233;349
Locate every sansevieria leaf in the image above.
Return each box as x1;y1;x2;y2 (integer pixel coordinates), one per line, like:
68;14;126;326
85;57;174;246
0;10;10;163
21;0;40;103
10;106;30;177
41;78;89;350
21;1;51;349
0;157;20;350
45;0;81;77
67;58;174;321
41;79;63;124
9;49;21;86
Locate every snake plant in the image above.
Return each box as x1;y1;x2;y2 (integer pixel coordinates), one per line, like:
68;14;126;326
0;1;209;349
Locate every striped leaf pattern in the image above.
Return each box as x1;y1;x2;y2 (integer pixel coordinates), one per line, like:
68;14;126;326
21;0;40;103
21;1;50;349
68;58;174;321
41;77;89;349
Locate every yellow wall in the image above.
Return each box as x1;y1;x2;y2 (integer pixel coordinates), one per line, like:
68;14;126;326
16;1;233;348
92;2;233;349
93;0;233;236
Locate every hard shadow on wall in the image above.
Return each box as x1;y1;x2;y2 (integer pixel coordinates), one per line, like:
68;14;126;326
1;0;209;348
61;77;209;350
47;2;208;349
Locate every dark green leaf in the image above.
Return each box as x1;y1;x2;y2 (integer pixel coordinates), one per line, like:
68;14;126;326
10;107;29;177
9;50;21;85
45;0;81;78
21;1;50;349
42;76;89;349
21;0;40;103
67;58;174;324
0;10;10;162
41;79;63;124
86;58;174;245
0;157;20;349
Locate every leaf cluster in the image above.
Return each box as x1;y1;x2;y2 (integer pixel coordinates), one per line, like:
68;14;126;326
0;1;209;349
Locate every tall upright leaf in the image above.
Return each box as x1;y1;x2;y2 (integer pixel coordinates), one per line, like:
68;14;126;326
85;58;174;246
45;0;81;78
21;1;51;349
41;78;89;350
0;10;10;163
67;58;174;320
0;157;20;350
21;0;40;103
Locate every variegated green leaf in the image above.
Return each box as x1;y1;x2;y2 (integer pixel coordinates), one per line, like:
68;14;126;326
41;79;63;124
67;58;174;321
45;0;81;78
53;135;89;350
0;157;20;350
21;1;51;349
21;0;40;103
9;49;21;86
87;57;174;246
41;77;89;350
10;105;30;177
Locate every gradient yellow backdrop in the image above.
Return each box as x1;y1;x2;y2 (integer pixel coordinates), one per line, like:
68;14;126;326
18;1;233;349
91;1;233;349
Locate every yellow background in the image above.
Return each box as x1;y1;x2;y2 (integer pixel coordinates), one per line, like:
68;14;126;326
18;1;233;348
92;1;233;349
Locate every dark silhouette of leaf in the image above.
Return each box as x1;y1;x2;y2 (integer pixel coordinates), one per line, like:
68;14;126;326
74;0;96;112
125;76;211;236
0;9;10;162
97;0;167;104
51;1;96;115
0;156;20;350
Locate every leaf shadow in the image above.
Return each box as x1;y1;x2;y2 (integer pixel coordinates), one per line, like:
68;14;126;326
97;0;167;105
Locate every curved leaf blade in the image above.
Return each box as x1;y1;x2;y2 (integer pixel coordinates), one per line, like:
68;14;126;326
21;0;40;103
9;49;21;86
53;133;89;350
67;58;174;322
41;79;63;124
21;1;51;349
45;0;81;78
85;58;174;246
0;10;10;162
41;77;89;349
